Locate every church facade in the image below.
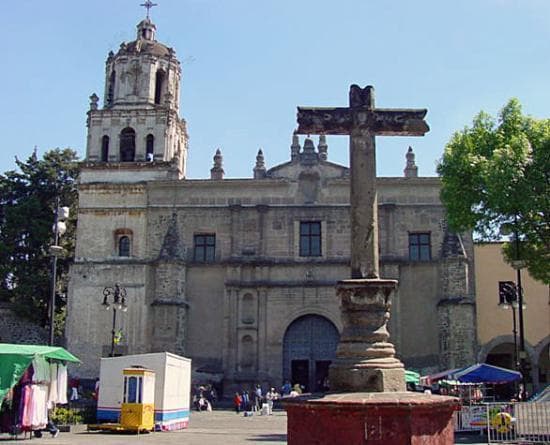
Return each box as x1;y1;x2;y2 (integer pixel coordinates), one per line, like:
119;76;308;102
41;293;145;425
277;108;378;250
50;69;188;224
66;17;477;393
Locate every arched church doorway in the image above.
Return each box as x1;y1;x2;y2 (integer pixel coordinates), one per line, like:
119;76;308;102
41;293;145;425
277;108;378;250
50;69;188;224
282;315;339;393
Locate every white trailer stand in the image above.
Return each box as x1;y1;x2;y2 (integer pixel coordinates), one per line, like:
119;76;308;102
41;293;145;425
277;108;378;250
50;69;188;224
97;352;191;430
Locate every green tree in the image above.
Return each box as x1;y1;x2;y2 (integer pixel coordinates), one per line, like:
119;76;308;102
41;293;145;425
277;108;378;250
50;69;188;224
0;148;79;332
437;99;549;283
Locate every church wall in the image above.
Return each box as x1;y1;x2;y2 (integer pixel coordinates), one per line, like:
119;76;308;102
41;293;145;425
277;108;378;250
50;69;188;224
74;209;147;259
68;173;475;381
80;165;178;183
185;265;226;370
66;262;151;376
394;264;441;370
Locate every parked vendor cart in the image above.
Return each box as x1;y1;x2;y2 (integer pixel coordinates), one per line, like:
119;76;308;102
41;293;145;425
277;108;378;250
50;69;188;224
95;352;191;431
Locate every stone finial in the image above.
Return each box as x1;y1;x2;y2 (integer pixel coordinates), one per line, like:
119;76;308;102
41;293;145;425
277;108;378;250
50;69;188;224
291;132;300;161
89;93;99;111
404;146;418;177
210;148;224;180
253;148;267;179
300;137;319;165
303;137;315;153
318;135;328;161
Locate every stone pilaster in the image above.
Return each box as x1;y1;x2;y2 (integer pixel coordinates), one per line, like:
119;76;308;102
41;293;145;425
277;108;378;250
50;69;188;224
151;213;188;355
437;231;477;369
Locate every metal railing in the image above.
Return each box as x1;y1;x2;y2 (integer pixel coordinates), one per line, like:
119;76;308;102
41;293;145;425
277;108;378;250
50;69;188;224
453;401;550;443
485;401;550;444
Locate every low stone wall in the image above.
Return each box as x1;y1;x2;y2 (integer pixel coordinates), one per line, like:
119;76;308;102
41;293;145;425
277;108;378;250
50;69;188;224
0;303;48;344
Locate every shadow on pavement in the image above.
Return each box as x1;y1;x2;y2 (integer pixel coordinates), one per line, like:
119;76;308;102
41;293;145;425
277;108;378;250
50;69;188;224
455;432;488;444
247;433;287;442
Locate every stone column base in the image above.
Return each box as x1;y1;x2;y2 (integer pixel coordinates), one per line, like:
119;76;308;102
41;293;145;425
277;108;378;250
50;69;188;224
283;392;460;445
329;365;405;392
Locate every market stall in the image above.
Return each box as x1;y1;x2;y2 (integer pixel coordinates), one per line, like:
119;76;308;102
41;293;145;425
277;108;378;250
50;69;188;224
421;363;522;432
0;343;80;438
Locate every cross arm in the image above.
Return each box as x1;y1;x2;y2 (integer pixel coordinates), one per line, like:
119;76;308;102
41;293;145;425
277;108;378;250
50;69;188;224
366;109;429;136
296;107;353;135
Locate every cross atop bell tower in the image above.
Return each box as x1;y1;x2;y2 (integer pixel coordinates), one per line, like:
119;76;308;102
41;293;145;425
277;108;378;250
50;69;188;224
140;1;158;19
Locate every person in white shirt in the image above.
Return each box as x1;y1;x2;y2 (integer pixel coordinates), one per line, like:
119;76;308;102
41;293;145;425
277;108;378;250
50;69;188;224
265;388;278;415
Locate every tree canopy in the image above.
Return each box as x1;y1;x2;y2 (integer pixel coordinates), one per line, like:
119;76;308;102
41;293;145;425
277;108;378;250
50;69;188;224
0;148;79;331
437;99;549;283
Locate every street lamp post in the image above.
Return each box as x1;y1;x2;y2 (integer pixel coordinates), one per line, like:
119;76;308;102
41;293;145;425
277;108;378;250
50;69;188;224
48;198;69;346
498;281;520;370
102;284;128;357
512;234;528;399
501;219;529;400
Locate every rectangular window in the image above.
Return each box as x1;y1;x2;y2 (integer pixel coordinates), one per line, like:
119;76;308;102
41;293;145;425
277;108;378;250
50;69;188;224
409;233;431;261
300;222;322;257
194;234;216;262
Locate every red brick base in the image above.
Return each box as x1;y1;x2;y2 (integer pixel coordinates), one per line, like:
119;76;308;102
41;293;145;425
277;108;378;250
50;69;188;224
283;392;459;445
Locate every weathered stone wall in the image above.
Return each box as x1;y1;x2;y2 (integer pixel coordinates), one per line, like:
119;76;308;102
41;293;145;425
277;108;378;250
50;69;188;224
437;301;477;369
67;167;477;385
0;303;48;345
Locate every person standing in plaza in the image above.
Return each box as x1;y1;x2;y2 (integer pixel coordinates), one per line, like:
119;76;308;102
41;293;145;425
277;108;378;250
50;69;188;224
241;390;250;412
254;384;263;412
266;388;278;415
233;392;242;414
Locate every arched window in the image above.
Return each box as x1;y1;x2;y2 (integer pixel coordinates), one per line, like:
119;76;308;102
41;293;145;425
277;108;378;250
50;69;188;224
101;135;110;162
120;127;136;162
118;236;130;257
146;134;154;161
107;71;116;107
154;70;165;105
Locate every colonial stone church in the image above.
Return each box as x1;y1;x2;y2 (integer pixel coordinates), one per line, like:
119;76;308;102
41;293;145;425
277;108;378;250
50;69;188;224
66;16;477;393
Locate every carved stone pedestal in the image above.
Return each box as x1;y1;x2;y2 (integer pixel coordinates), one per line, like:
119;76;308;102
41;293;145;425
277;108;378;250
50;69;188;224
329;278;405;392
283;392;459;445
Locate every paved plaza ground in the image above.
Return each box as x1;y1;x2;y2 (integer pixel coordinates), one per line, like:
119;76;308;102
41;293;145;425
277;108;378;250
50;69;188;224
0;409;488;444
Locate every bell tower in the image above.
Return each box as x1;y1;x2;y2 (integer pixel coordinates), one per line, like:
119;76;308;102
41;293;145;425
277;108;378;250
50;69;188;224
84;9;188;179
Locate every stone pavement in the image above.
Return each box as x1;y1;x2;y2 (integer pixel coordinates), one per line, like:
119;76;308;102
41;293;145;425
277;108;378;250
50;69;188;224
0;409;488;444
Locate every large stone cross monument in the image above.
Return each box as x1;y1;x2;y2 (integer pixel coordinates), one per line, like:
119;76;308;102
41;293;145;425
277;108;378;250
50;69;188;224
296;85;429;392
284;85;459;445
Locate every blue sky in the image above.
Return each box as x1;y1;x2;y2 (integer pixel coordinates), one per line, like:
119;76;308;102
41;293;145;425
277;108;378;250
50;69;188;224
2;0;550;178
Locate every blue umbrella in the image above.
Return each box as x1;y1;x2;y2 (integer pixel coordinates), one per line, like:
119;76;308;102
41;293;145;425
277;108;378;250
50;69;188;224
452;363;521;384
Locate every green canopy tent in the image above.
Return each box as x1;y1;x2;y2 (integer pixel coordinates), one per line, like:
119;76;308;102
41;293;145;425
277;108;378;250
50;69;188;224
0;343;80;406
